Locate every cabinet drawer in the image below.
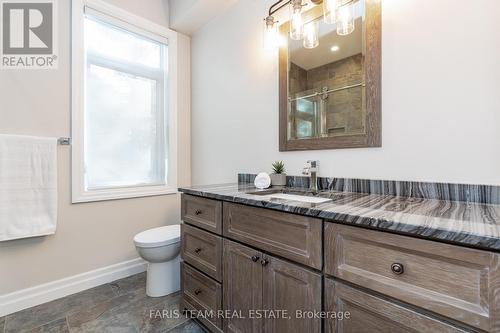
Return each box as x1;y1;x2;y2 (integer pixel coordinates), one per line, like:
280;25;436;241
325;224;500;332
325;279;469;333
181;194;222;234
181;262;222;331
223;202;322;269
181;223;222;281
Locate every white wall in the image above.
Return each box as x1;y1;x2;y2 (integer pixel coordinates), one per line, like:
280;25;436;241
191;0;500;186
104;0;169;27
0;0;188;297
169;0;238;35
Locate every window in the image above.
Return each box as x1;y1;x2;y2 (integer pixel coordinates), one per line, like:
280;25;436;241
72;0;178;202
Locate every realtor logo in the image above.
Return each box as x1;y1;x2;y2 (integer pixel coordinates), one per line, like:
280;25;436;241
1;0;58;69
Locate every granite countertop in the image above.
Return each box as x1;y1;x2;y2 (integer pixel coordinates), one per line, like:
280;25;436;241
179;183;500;252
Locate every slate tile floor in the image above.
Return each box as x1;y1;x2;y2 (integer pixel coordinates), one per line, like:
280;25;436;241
2;273;207;333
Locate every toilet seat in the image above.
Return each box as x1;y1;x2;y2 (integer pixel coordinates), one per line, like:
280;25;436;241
134;225;180;248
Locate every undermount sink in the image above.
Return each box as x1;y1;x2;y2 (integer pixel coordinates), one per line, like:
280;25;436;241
262;193;332;204
247;189;332;204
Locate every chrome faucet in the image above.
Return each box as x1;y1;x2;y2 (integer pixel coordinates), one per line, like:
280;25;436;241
302;160;318;192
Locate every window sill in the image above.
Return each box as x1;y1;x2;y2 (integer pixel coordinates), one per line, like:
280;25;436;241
72;185;178;203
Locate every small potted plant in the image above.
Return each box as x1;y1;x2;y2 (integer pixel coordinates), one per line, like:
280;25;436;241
270;160;287;186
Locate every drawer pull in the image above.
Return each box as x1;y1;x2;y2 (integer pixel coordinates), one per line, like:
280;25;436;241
194;247;202;254
260;258;269;266
391;263;404;275
251;255;260;262
195;209;203;215
194;289;202;295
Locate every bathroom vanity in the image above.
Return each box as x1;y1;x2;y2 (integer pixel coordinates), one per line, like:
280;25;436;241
179;179;500;333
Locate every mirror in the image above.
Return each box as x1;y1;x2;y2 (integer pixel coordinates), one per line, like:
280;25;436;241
279;0;381;151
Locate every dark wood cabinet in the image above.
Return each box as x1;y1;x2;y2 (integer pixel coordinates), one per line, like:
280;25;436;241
181;194;222;234
325;223;500;332
223;239;322;333
181;263;222;332
223;202;322;270
223;239;263;333
181;194;500;333
324;278;469;333
181;223;222;281
262;255;322;333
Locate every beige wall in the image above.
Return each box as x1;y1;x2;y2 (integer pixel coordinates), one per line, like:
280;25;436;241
191;0;500;186
0;0;188;295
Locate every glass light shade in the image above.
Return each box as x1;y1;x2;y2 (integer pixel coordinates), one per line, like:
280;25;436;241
323;0;338;24
337;2;355;35
263;18;279;51
289;3;303;40
303;21;319;49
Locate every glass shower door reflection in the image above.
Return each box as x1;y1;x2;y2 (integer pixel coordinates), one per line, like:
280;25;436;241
289;96;321;140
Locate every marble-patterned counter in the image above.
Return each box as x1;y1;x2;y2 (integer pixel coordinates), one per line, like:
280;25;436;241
178;183;500;252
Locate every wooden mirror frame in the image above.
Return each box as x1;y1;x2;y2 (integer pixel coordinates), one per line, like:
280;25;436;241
279;0;381;151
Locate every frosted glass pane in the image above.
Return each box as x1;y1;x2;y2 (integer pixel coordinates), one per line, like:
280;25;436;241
85;17;161;68
297;119;313;138
85;64;164;189
297;99;314;114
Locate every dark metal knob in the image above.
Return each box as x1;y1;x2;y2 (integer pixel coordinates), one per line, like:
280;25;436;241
391;263;404;275
251;255;260;262
194;289;202;295
194;248;202;254
260;258;269;266
195;210;202;215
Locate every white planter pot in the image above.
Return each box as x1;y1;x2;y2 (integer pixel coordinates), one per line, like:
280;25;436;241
270;173;287;186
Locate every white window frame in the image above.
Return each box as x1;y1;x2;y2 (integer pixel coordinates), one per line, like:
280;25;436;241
71;0;178;203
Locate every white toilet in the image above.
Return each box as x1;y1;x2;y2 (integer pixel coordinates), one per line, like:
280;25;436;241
134;224;181;297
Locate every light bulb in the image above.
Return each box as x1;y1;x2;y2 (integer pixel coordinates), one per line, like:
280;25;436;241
323;0;338;24
337;1;355;36
263;16;279;51
289;0;303;40
303;21;319;49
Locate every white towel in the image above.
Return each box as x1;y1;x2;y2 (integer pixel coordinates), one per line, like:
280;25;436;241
0;134;58;241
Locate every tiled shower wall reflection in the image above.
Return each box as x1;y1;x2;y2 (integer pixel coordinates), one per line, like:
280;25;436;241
289;53;364;137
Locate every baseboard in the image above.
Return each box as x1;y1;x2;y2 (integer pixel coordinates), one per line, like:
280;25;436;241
0;258;147;317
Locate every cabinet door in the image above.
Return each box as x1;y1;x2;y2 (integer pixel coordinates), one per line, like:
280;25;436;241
262;255;322;333
325;278;470;333
223;239;263;333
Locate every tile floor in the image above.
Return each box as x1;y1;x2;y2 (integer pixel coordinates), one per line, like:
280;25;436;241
1;273;206;333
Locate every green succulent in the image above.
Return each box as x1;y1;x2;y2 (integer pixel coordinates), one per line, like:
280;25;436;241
271;160;285;174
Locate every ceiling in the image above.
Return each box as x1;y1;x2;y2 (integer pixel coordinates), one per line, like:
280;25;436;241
167;0;322;36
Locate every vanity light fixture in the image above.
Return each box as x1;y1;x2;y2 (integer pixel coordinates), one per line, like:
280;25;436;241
337;0;355;35
289;0;305;40
263;16;279;50
323;0;338;24
303;20;319;49
263;0;356;50
330;45;340;52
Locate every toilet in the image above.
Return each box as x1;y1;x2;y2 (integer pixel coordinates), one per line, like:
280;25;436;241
134;224;181;297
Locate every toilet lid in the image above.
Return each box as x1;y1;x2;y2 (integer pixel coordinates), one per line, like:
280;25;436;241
134;225;181;248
